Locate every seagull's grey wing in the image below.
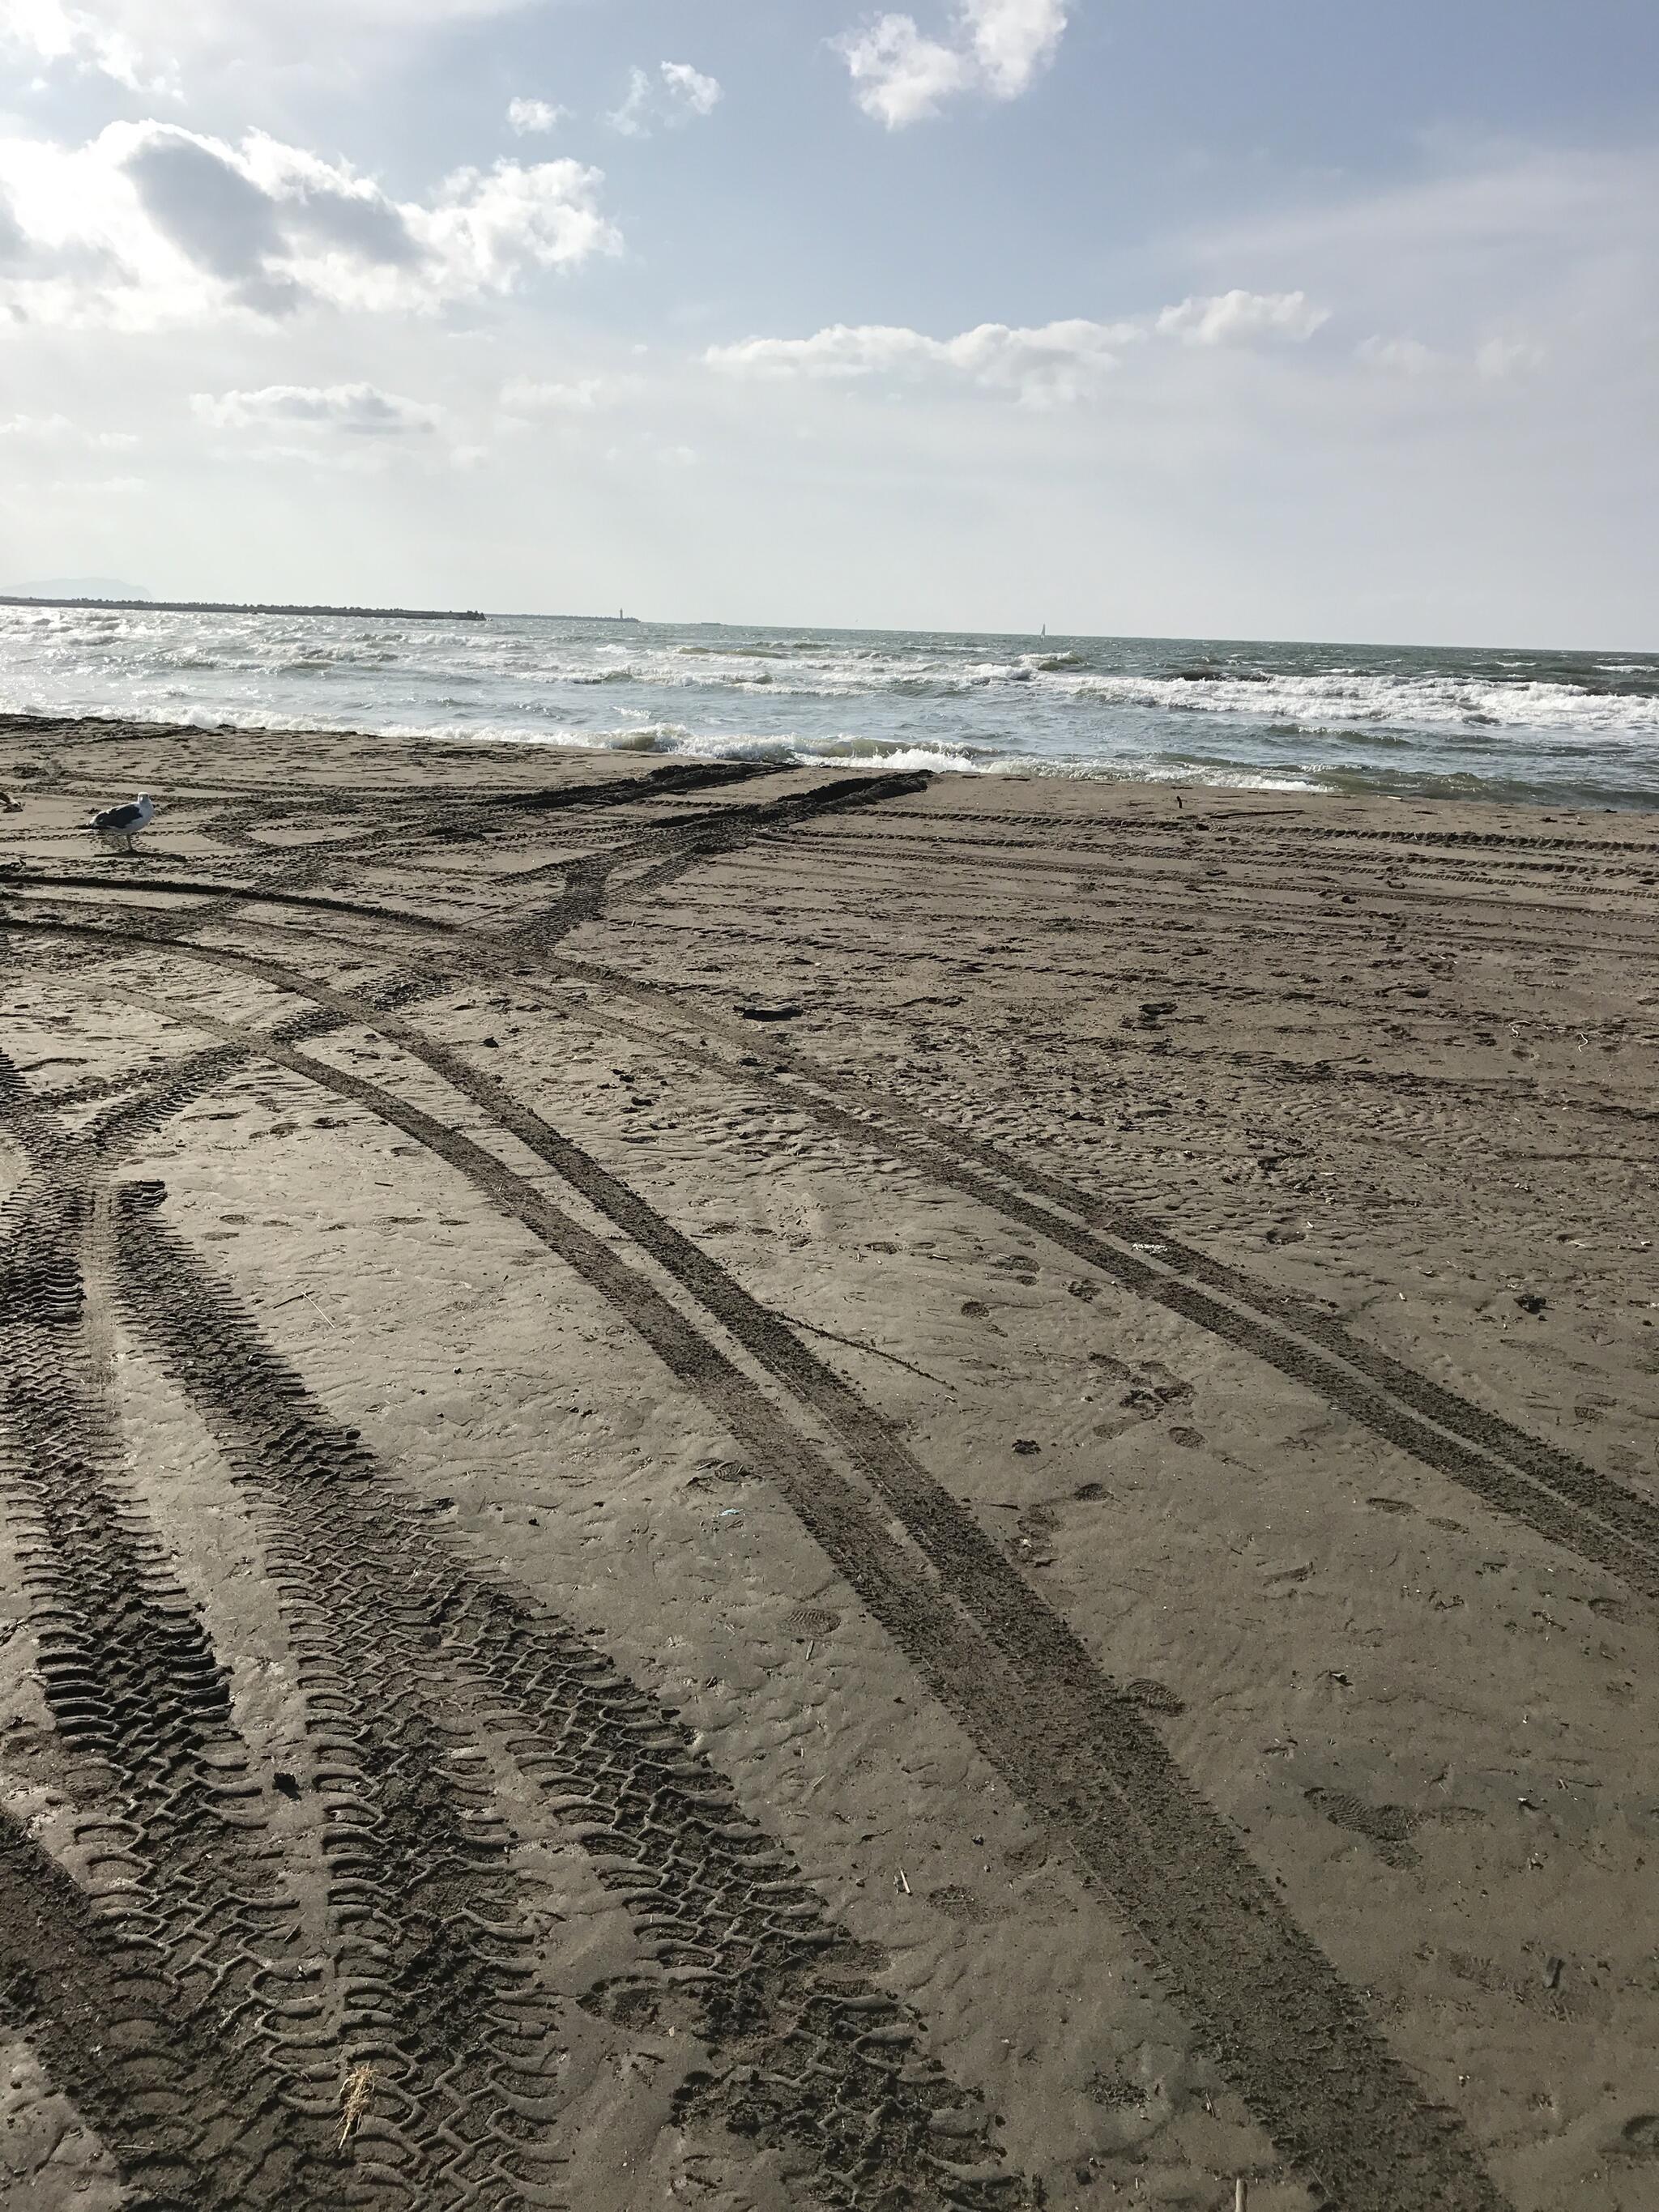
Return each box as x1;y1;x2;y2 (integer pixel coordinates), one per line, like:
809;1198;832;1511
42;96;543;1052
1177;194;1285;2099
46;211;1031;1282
92;803;143;831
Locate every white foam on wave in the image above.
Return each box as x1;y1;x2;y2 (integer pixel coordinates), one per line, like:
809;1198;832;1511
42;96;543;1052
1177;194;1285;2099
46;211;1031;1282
4;603;1657;807
466;720;992;774
1049;667;1659;739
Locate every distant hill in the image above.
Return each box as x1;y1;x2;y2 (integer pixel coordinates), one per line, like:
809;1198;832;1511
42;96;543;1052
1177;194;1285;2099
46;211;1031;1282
5;576;151;599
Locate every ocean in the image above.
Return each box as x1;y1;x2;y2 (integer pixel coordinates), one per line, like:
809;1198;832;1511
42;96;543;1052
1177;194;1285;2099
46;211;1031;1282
3;603;1656;809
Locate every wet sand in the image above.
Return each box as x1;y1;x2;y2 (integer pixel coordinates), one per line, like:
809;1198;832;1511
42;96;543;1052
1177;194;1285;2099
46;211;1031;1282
1;709;1657;2212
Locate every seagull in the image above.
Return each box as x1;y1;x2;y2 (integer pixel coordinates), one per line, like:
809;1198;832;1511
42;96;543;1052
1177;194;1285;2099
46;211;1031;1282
89;793;154;853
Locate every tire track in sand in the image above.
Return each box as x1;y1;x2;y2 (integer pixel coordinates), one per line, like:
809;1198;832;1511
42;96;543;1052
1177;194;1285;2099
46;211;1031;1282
110;1184;1030;2212
28;882;1652;1597
0;1804;338;2212
0;787;1028;2205
0;1070;578;2211
0;1080;345;2209
534;966;1659;1595
100;974;1508;2212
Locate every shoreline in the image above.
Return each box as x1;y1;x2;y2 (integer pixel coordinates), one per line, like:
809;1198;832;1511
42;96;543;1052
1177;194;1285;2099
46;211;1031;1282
2;704;1654;814
2;710;1657;2208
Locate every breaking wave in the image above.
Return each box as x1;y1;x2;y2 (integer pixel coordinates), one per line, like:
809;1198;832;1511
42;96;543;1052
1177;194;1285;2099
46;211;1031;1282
2;603;1655;809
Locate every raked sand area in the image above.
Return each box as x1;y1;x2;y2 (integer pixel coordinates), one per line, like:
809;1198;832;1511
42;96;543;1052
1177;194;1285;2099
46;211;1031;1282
0;709;1657;2212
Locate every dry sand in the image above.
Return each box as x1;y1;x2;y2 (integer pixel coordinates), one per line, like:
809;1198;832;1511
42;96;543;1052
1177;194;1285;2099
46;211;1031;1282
0;709;1656;2212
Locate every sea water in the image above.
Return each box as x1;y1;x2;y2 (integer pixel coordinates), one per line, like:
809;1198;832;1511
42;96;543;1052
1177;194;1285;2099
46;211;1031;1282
2;604;1656;810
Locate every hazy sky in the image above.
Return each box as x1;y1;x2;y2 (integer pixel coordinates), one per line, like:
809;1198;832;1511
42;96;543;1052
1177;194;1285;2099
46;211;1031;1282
1;0;1654;642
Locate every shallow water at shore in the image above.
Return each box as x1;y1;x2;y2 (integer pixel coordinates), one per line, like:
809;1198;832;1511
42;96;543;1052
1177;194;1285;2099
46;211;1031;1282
3;603;1656;808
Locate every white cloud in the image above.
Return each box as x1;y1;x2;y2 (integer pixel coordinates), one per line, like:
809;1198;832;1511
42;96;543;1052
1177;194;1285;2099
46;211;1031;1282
838;0;1065;126
507;98;565;137
708;317;1135;403
1474;335;1544;381
606;61;723;139
2;0;528;88
49;472;144;495
0;122;621;330
606;70;654;136
964;0;1066;97
1354;330;1545;386
662;62;723;115
194;382;441;435
707;291;1328;403
1155;289;1328;345
501;375;610;411
0;411;137;449
2;0;164;91
1355;334;1439;375
838;17;970;127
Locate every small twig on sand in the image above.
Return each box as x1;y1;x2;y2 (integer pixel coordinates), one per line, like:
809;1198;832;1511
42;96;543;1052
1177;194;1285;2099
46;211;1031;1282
1235;2180;1247;2212
898;1868;911;1895
339;2065;377;2151
775;1311;953;1389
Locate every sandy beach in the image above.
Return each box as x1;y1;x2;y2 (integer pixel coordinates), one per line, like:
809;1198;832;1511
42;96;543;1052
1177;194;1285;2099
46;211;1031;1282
1;708;1657;2212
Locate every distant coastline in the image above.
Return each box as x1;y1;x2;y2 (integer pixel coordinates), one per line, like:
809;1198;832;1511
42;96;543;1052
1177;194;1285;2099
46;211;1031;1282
0;594;487;623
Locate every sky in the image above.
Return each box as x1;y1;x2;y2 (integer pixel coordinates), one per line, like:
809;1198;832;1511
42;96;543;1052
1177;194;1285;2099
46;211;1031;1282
0;0;1655;645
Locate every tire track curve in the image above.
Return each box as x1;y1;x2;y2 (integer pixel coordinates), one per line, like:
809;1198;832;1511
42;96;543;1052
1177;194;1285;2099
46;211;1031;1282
525;953;1659;1595
100;976;1509;2211
0;1070;580;2210
30;886;1650;1601
111;1184;1030;2212
0;1085;345;2208
1;779;1030;2206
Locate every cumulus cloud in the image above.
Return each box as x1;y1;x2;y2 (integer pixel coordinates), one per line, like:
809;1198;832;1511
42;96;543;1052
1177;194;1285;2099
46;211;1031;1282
1355;334;1439;375
1154;288;1328;345
838;0;1064;126
708;317;1135;403
707;290;1328;403
0;122;620;329
193;383;441;434
2;0;161;90
1355;332;1545;383
966;0;1066;96
507;98;565;137
838;19;970;127
606;61;723;139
